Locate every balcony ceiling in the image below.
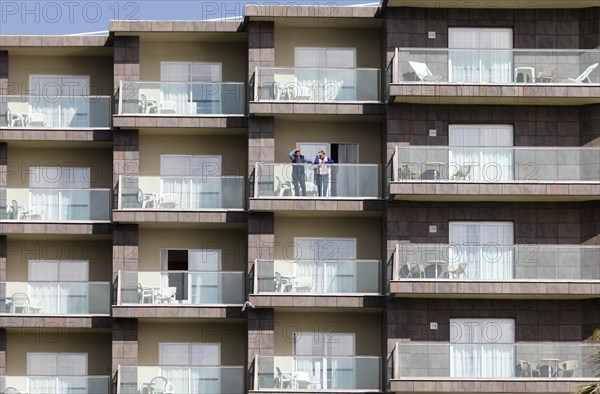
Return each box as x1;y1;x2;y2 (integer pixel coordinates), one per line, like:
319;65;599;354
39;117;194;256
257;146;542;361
3;46;112;56
271;17;382;28
386;0;600;7
5;233;112;241
127;32;247;42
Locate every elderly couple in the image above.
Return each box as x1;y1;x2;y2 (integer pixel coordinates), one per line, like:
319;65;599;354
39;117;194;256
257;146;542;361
288;148;334;197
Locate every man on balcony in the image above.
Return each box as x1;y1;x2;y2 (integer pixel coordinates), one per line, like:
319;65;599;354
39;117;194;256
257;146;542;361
289;148;312;196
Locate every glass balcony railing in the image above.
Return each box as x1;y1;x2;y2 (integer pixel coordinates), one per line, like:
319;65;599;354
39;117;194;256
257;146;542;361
391;244;600;281
1;375;110;394
1;95;111;128
117;176;245;210
117;270;244;305
117;81;245;116
252;259;380;294
390;342;596;379
0;281;110;315
254;67;381;102
392;146;600;183
254;355;381;391
117;365;244;394
390;47;600;84
253;163;381;198
0;188;111;222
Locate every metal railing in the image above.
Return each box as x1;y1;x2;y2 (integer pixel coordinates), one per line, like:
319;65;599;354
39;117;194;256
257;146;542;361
1;95;112;128
392;146;600;183
252;259;381;294
391;342;597;379
116;270;244;306
117;81;245;115
253;355;381;391
253;163;381;198
117;175;245;210
1;188;111;222
391;47;600;84
254;67;381;102
117;365;244;394
391;243;600;281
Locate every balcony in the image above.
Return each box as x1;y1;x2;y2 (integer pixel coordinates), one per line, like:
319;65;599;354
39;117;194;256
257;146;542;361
117;365;244;394
117;176;245;210
1;375;110;394
1;188;112;222
116;270;244;306
388;342;595;393
252;355;381;392
388;244;600;298
251;259;380;294
389;146;600;201
1;281;110;315
389;48;600;104
116;81;245;116
1;95;112;129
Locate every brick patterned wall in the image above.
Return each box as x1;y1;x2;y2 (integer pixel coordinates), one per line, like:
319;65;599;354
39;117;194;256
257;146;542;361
112;224;139;280
113;36;140;95
582;299;600;340
248;212;274;273
112;318;138;375
113;130;139;187
581;201;600;245
248;309;274;365
385;7;598;50
387;104;591;153
248;21;274;84
248;117;275;178
387;298;594;342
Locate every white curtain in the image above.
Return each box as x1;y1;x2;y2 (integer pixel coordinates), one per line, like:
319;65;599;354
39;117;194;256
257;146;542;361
189;250;221;304
29;167;91;220
160;155;222;209
449;125;514;182
295;48;356;100
28;260;88;314
28;353;87;394
30;75;89;128
160;343;221;393
161;62;222;115
294;238;356;293
449;28;513;83
450;319;515;378
450;222;514;280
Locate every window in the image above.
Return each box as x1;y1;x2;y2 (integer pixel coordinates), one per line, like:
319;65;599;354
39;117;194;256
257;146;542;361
450;319;515;378
293;332;355;389
29;167;91;221
294;238;356;293
160;249;222;303
449;222;514;279
159;343;221;393
30;75;90;127
160;155;222;209
295;47;357;100
449;125;514;182
161;62;222;114
27;353;87;394
28;260;89;314
448;28;513;83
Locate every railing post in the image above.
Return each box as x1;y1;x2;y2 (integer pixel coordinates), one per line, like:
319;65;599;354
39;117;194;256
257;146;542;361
253;258;258;295
394;47;399;83
254;66;259;102
254;163;259;198
115;364;121;394
118;80;123;115
253;356;259;390
116;270;122;306
117;175;123;210
393;145;399;182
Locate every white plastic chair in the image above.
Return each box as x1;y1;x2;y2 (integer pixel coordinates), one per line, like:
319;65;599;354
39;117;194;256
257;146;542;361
29;112;47;127
158;193;178;208
292;276;312;292
451;165;472;181
409;61;443;82
564;63;598;84
156;287;177;304
158;100;176;114
292;371;313;389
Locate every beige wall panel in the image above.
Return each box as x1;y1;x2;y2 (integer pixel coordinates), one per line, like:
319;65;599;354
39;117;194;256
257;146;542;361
138;322;246;365
6;240;112;281
138;228;246;271
274;119;381;163
6;330;112;375
139;42;247;82
6;147;113;188
9;56;114;95
274;27;381;68
139;135;246;176
274;312;381;356
273;217;381;260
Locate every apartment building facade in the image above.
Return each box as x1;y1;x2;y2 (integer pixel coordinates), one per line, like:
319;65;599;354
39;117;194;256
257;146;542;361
0;1;598;393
